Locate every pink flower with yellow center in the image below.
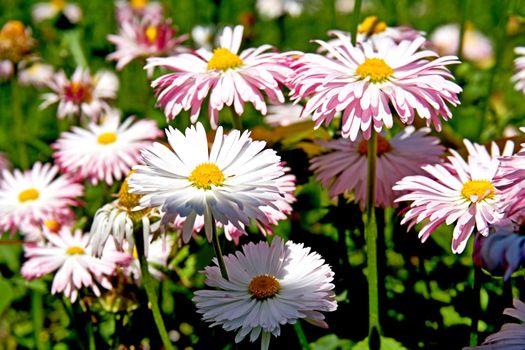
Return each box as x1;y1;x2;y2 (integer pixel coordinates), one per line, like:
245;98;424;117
394;140;514;254
146;25;292;128
115;0;163;23
0;162;83;234
289;33;462;141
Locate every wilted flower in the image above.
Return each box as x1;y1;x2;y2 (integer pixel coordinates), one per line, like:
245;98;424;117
0;20;36;76
32;0;82;24
53;109;162;185
193;237;337;350
124;235;173;282
311;127;444;209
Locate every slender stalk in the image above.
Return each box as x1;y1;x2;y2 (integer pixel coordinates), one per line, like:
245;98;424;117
64;30;87;68
350;0;362;46
31;290;45;350
293;321;309;350
133;228;175;350
469;267;482;346
363;131;380;350
210;218;229;280
230;108;243;131
86;319;96;350
12;78;29;169
457;0;469;62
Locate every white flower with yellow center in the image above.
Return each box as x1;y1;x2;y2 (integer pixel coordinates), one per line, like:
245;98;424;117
32;0;82;24
128;122;288;243
53;109;161;185
394;139;514;254
193;237;337;350
0;162;83;234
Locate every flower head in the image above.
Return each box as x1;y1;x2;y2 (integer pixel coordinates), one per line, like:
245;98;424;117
193;237;336;350
289;33;462;141
0;162;83;234
32;0;82;24
256;0;316;19
21;227;131;302
513;47;525;95
394;140;514;253
115;0;163;23
311;126;444;208
146;25;292;128
0;20;36;64
53;109;162;185
40;67;119;120
18;62;55;87
128;122;290;243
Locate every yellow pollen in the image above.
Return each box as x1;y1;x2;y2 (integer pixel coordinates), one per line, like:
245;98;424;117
130;0;148;9
248;274;280;300
358;16;387;36
44;220;61;233
97;132;118;145
66;246;85;255
188;163;225;189
461;180;495;202
207;48;244;71
132;246;139;259
19;188;39;203
356;58;394;83
51;0;66;10
145;26;158;43
358;134;392;156
118;171;150;221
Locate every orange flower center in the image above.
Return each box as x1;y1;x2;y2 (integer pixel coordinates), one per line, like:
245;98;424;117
51;0;66;10
461;180;495;202
358;16;387;36
248;274;280;300
44;220;61;233
130;0;148;9
19;188;39;203
188;163;225;189
207;48;244;71
356;58;394;83
358;134;392;156
66;81;93;103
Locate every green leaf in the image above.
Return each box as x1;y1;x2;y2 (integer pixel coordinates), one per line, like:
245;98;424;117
353;336;408;350
0;277;14;314
311;334;353;350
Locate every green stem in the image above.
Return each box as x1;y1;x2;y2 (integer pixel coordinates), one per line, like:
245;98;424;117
230;109;243;131
133;229;175;350
469;267;482;346
363;131;380;350
12;78;29;169
350;0;362;46
31;290;45;350
87;319;96;350
64;30;88;68
210;218;229;280
457;0;469;62
293;321;309;350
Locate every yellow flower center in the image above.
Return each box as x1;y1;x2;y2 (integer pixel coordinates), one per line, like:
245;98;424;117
145;26;158;43
44;220;61;233
0;21;25;40
118;172;150;221
461;180;495;202
358;16;387;36
19;188;39;203
130;0;148;9
66;246;85;255
248;274;280;300
358;134;392;156
356;58;394;83
207;48;244;71
188;163;225;189
51;0;66;10
97;132;118;145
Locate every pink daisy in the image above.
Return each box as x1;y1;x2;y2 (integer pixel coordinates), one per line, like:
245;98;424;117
53;109;162;185
21;227;131;302
107;18;188;75
40;67;119;120
289;33;462;141
394;140;514;254
311;126;444;209
146;25;292;128
115;0;163;23
0;162;83;234
20;211;76;243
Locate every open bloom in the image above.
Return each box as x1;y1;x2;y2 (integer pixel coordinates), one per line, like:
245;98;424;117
107;18;187;74
40;67;118;120
289;33;461;141
146;25;292;128
311;126;444;209
128;122;289;243
0;162;83;234
394;140;514;253
32;0;82;24
464;298;525;350
193;237;336;350
53;109;161;185
513;47;525;95
115;0;163;23
22;228;131;302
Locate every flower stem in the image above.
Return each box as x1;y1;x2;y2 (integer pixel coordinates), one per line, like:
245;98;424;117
293;321;309;350
12;78;29;169
363;131;381;350
230;108;243;131
210;218;229;280
133;228;175;350
31;290;45;350
350;0;362;46
64;30;88;68
469;267;482;346
457;0;469;62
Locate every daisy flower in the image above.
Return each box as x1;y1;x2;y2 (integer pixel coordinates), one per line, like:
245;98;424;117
18;62;55;88
115;0;163;23
20;211;75;243
146;25;292;128
310;126;444;209
191;25;215;50
256;0;316;19
264;103;305;127
0;162;83;234
53;109;162;185
289;33;462;141
32;0;82;24
21;227;131;302
107;18;188;75
193;237;337;350
90;172;161;257
40;67;119;120
464;298;525;350
513;47;525;95
394;140;514;254
128;122;289;243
